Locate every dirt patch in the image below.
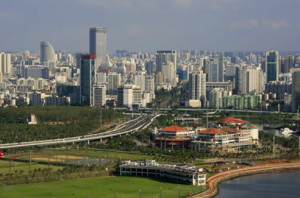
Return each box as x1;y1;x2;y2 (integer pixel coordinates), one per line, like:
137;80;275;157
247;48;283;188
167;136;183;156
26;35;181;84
32;157;62;162
54;155;84;160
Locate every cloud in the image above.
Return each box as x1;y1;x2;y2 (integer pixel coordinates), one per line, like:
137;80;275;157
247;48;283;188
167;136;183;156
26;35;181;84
230;18;289;30
262;18;289;29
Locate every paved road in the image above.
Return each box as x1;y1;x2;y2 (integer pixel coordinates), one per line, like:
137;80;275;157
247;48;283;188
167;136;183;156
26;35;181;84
0;114;159;149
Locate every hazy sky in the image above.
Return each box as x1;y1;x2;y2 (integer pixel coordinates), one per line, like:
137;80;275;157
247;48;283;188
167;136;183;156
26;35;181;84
0;0;299;53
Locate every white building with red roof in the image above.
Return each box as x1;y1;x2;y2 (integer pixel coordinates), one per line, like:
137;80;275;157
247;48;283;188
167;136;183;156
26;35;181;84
191;121;258;151
153;125;195;149
158;125;194;137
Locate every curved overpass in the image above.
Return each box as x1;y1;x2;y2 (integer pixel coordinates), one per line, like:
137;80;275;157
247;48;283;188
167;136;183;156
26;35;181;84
0;114;159;149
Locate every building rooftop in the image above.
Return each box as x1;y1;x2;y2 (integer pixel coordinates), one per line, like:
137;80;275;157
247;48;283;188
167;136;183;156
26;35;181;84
198;128;227;135
160;125;188;132
220;116;247;124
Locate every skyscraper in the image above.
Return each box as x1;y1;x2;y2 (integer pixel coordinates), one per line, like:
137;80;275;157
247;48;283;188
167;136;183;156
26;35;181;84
0;52;12;77
292;70;300;112
208;55;224;82
266;50;279;82
93;84;106;107
80;54;96;106
89;27;107;69
237;66;265;94
156;50;177;73
107;72;121;95
40;41;56;65
188;70;206;102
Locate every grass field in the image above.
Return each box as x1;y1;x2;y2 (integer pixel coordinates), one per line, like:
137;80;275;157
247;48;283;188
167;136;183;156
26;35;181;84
43;150;155;160
0;176;205;198
0;160;62;175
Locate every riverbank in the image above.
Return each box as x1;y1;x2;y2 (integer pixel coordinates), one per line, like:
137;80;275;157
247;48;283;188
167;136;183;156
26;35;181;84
193;159;300;198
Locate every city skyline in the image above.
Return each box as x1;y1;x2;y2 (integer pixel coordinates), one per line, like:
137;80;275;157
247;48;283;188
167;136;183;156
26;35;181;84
1;0;300;52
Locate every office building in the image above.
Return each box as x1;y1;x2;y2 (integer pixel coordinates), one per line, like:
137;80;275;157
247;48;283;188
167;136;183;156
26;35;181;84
162;61;177;86
134;71;146;92
281;55;294;73
188;70;206;104
156;50;177;74
40;41;56;65
237;66;265;94
93;84;106;107
0;52;12;77
292;71;300;111
266;50;279;82
24;66;49;79
118;84;141;108
89;27;107;69
145;61;155;75
80;54;96;106
206;81;233;97
208;55;224;82
107;72;121;95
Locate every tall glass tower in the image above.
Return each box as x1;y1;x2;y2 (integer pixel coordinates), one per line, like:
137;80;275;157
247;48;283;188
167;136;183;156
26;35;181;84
80;54;96;106
89;27;107;70
266;50;279;82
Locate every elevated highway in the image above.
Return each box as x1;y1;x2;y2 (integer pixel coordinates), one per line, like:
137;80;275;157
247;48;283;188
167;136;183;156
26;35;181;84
0;114;159;149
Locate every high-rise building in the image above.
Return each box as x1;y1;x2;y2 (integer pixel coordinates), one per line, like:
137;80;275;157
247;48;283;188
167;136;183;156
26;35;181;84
162;61;177;86
25;66;49;79
145;75;155;98
188;70;206;102
80;54;96;106
208;55;224;82
156;50;177;73
134;71;146;93
145;61;155;75
117;84;141;108
40;41;56;65
282;55;295;73
237;66;265;94
209;88;227;109
107;72;121;95
93;84;106;107
292;71;300;112
0;52;12;77
266;50;279;82
89;27;107;69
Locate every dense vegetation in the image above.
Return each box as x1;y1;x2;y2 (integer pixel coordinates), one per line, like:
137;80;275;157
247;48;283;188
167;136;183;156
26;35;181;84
0;106;123;143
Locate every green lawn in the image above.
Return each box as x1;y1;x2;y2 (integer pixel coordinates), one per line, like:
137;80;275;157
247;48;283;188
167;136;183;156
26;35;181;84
0;160;62;174
0;176;206;198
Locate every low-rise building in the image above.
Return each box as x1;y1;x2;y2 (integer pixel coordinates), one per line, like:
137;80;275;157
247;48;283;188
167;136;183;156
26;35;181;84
191;116;258;151
153;125;195;149
120;160;206;186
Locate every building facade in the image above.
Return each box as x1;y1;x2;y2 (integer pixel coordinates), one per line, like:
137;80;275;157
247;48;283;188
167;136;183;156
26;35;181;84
89;27;107;69
266;50;279;82
80;54;96;106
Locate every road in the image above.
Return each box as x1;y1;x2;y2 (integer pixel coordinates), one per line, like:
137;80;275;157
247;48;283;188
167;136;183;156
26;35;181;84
0;114;159;149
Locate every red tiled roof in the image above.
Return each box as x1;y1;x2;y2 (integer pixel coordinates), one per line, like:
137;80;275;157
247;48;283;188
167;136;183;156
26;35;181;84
198;128;227;135
223;128;240;133
160;125;188;132
220;116;247;124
